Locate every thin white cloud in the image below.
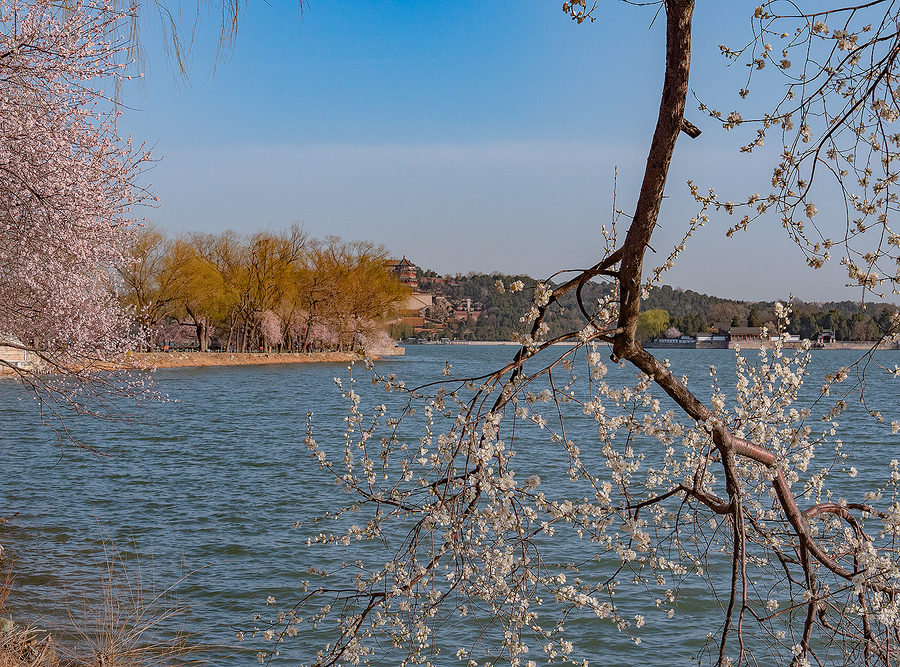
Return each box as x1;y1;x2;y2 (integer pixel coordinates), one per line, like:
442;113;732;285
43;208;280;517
141;140;871;302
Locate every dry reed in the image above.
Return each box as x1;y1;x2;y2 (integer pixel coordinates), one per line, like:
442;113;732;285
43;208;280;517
0;534;209;667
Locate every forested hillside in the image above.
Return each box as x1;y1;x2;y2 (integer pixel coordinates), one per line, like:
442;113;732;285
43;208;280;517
435;274;612;341
643;285;898;340
415;272;899;342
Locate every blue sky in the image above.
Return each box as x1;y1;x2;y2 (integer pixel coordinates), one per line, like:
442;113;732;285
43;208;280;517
118;1;868;303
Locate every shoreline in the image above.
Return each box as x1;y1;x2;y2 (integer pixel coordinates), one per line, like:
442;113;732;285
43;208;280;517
0;351;369;376
122;351;368;370
3;340;895;376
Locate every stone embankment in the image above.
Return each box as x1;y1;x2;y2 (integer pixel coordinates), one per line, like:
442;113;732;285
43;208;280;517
0;348;405;375
124;351;365;369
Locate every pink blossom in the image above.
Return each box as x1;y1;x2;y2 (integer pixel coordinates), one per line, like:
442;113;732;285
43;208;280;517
0;1;151;371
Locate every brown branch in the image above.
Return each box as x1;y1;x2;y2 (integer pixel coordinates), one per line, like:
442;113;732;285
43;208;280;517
613;0;694;362
681;117;702;138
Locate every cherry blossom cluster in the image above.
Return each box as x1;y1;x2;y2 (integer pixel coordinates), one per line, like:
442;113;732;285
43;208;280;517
0;1;152;373
698;2;900;301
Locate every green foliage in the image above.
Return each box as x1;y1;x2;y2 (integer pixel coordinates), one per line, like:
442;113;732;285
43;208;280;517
637;287;898;341
389;322;414;340
748;307;760;327
636;309;670;341
413;268;899;342
642;285;744;321
785;302;899;341
672;312;707;336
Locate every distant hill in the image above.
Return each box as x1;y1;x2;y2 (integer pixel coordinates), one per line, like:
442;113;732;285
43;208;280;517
642;285;897;340
436;273;612;341
404;267;898;342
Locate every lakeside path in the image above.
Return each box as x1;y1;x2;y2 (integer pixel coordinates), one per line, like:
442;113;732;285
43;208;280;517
124;351;364;370
0;348;405;375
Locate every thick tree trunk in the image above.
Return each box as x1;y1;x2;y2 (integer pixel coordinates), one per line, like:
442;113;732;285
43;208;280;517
186;306;209;352
614;0;694;363
300;321;311;352
241;316;250;353
601;7;882;657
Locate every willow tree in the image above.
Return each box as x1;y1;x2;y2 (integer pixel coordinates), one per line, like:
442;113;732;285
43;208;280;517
249;2;900;666
241;226;308;351
319;238;410;351
118;225;196;349
173;236;229;352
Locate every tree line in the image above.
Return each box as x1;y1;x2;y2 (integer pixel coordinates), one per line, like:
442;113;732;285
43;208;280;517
393;272;614;341
117;225;409;353
640;284;899;341
407;272;899;343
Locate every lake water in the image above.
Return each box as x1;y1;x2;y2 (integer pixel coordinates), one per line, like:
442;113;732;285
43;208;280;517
1;345;899;665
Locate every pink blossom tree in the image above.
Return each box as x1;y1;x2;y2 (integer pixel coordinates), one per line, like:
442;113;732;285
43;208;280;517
259;309;283;352
358;327;397;355
307;320;340;352
0;1;151;414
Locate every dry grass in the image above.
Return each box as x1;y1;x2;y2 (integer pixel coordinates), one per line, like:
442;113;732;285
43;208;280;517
0;536;208;667
0;627;57;667
0;553;57;667
0;547;13;611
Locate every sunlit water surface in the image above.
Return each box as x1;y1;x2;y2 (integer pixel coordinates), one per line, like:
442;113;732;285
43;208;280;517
1;346;898;665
